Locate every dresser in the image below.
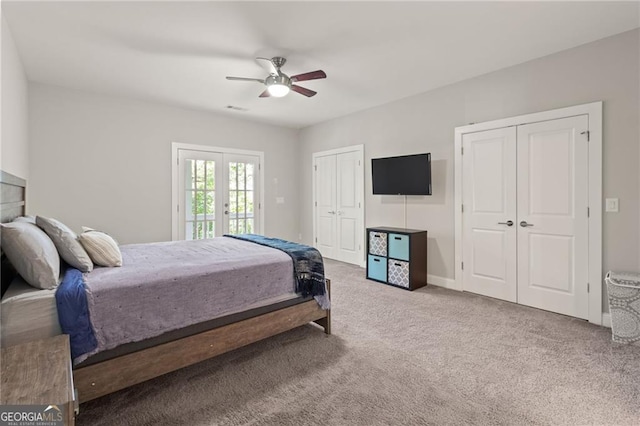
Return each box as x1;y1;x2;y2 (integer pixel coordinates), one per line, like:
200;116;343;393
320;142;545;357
366;227;427;290
1;335;77;425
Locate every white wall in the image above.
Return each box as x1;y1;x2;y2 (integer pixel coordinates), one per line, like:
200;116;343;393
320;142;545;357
299;29;640;291
1;15;28;179
28;83;300;244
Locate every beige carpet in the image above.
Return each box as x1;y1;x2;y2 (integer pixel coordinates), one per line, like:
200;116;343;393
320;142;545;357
78;259;640;425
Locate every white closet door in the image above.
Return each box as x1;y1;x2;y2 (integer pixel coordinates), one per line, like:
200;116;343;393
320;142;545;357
516;116;589;319
462;127;517;302
315;154;337;259
336;151;362;264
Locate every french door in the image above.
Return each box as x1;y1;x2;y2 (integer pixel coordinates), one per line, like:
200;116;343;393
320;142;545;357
177;148;260;240
462;115;589;319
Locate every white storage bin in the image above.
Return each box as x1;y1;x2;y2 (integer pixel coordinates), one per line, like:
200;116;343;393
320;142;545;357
369;232;387;256
388;260;410;288
605;271;640;343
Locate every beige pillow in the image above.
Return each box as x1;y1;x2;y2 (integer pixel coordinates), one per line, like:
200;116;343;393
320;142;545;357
0;222;60;289
78;228;122;267
36;216;93;272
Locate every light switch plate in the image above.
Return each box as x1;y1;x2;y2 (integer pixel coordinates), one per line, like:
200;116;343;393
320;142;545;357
276;197;285;204
605;198;619;212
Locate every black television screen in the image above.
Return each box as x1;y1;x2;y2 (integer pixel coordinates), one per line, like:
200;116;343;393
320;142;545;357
372;153;431;195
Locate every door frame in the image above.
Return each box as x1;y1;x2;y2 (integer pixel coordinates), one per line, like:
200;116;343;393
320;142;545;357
312;144;365;267
171;142;265;241
453;102;603;325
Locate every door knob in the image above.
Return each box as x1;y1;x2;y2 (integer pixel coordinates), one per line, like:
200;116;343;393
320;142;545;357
224;210;229;215
520;221;534;227
498;220;514;226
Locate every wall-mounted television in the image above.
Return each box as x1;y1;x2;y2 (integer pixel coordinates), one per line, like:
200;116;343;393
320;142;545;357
372;153;431;195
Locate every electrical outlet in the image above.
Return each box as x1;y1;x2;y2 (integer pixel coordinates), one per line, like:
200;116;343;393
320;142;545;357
605;198;619;212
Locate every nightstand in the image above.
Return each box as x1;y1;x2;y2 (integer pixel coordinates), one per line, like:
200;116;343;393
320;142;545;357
1;335;77;425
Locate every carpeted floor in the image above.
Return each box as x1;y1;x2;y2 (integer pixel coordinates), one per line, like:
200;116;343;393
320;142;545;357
77;259;640;425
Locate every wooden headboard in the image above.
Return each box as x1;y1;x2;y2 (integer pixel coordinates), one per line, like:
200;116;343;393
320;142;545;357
1;170;27;297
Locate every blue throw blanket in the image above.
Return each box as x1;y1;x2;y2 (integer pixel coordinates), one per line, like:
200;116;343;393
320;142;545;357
55;268;97;360
224;234;329;306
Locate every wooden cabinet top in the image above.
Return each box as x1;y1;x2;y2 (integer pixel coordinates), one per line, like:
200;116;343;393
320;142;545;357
367;226;427;234
1;335;73;406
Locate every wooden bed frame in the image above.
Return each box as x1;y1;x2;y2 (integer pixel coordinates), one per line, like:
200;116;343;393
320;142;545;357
75;289;330;402
0;171;331;403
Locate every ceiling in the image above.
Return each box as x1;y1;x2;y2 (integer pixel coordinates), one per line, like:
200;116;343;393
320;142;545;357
3;1;639;129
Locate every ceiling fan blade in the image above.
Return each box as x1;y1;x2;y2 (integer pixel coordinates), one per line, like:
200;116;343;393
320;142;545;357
291;85;317;97
290;70;326;82
256;57;278;75
226;76;265;83
259;89;271;98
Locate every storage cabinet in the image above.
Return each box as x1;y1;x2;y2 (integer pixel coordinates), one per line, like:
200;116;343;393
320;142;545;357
366;227;427;290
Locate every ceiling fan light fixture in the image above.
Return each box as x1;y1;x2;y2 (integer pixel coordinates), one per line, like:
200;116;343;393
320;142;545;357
267;83;290;97
227;57;326;98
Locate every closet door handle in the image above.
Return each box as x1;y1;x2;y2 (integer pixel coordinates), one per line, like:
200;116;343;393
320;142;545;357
520;221;534;227
328;211;336;215
498;220;513;226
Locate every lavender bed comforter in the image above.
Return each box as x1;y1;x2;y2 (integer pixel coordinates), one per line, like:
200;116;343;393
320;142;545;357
76;237;296;363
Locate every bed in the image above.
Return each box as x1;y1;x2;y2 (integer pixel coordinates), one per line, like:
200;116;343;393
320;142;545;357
0;171;331;403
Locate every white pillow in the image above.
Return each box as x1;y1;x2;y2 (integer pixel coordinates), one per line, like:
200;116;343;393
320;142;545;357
36;216;93;272
78;228;122;267
12;215;36;224
0;222;60;289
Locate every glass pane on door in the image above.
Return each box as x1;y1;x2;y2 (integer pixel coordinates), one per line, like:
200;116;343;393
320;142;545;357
182;155;219;240
227;161;257;235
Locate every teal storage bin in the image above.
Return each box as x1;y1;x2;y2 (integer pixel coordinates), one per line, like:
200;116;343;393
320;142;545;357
367;255;387;282
388;233;409;261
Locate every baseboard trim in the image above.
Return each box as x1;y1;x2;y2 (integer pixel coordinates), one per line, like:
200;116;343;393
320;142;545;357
602;313;611;328
427;274;612;326
427;274;457;290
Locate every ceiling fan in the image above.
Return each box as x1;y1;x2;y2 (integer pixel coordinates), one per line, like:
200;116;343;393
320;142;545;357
226;57;326;98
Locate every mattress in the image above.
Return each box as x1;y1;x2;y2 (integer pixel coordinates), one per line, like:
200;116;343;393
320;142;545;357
79;293;307;367
0;277;61;347
2;237;303;359
1;272;300;354
1;273;300;361
76;237;298;360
